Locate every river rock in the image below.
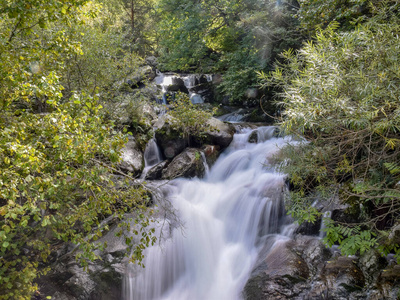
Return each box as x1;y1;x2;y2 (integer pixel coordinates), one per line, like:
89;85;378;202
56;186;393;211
162;148;205;179
248;130;258;143
36;238;126;300
294;219;322;236
153;115;191;159
202;144;220;167
145;56;158;67
243;233;400;300
35;213;157;300
145;160;169;180
119;138;144;176
190;82;214;103
378;265;400;298
321;256;365;298
200;117;235;149
358;250;386;286
126;65;156;88
166;77;189;94
244;239;310;300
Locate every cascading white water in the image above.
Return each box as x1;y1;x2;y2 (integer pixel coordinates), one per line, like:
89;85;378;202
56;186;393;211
319;211;332;238
140;138;163;180
123;126;294;300
154;72;213;104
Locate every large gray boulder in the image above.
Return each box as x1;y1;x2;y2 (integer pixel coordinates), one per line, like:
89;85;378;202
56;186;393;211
244;234;400;300
244;239;310;300
162;148;206;179
119;138;144;176
201;117;235;149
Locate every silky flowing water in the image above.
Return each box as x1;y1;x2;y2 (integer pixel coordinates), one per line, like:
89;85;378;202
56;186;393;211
123;126;295;300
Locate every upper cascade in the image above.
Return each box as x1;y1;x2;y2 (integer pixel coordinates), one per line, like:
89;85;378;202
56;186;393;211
154;72;213;104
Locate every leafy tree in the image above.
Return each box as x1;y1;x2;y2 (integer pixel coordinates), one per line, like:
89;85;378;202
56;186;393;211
260;4;400;260
156;0;302;104
296;0;399;35
0;1;154;298
60;1;142;101
120;0;158;55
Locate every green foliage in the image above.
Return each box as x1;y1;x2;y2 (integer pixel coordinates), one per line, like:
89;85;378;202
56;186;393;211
296;0;400;35
61;8;142;100
0;1;154;298
323;221;378;255
261;7;400;259
115;0;158;55
156;0;302;103
168;93;216;143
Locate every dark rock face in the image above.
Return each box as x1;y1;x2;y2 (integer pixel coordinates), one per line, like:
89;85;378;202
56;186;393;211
244;239;310;300
243;235;400;300
36;221;132;300
166;77;189;94
248;130;258;144
145;160;169;180
294;219;322;236
161;148;206;179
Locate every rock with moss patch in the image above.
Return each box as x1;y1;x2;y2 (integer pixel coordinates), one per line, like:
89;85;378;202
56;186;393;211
201;117;235;149
162;148;205;179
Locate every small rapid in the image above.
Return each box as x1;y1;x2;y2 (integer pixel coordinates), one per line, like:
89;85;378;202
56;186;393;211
123;126;294;300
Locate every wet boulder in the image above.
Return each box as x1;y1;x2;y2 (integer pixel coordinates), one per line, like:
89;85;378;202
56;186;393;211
119;138;144;176
244;239;310;300
154;118;187;159
145;160;170;180
162;148;205;179
202;144;220;167
166;77;189;94
200;117;235;149
320;256;365;298
248;130;258;143
378;265;400;299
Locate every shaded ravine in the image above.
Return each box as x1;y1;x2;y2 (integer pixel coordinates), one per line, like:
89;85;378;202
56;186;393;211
123;126;295;300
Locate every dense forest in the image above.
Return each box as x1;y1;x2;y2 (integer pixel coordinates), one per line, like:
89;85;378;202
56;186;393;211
1;0;400;298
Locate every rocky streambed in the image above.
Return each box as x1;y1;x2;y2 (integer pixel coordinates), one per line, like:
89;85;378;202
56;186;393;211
36;115;400;300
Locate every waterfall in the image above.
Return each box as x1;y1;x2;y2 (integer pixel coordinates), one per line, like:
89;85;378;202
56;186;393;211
141;138;163;179
319;211;332;238
123;127;294;300
154;72;213;104
199;151;210;177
